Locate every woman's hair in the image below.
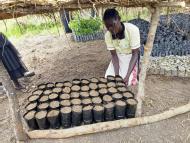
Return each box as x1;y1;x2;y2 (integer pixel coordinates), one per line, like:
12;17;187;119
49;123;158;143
103;8;120;21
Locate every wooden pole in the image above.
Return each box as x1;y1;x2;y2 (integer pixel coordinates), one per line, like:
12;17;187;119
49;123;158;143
136;6;160;116
0;62;27;142
27;103;190;139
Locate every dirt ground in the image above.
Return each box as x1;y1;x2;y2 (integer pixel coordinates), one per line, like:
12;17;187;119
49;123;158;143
0;33;190;143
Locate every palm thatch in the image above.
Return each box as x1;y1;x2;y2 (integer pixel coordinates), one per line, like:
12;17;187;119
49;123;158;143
0;0;188;20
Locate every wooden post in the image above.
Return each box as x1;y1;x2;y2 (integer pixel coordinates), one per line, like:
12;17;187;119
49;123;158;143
136;6;160;116
0;62;27;142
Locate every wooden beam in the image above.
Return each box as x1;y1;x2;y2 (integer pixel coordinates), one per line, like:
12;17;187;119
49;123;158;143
158;1;186;7
0;12;27;20
27;103;190;139
136;6;160;116
0;62;27;142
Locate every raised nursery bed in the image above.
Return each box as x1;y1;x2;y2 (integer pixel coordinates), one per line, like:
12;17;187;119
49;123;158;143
23;76;138;137
72;31;104;42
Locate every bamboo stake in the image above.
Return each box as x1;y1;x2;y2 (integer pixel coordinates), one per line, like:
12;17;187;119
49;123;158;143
27;102;190;139
0;1;187;20
136;6;160;116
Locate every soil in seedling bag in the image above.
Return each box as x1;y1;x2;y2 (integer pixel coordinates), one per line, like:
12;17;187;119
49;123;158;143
115;100;126;119
52;88;62;94
98;83;107;89
47;110;60;129
72;79;81;85
103;95;113;104
43;89;52;96
60;100;71;107
115;75;123;82
71;98;81;105
89;83;98;90
99;88;108;96
108;87;117;95
116;82;126;87
70;92;80;99
62;87;71;94
104;102;115;121
55;82;64;88
81;85;90;92
117;86;128;93
46;83;54;89
71;85;80;92
123;91;134;100
39;95;49;103
107;75;115;82
112;93;123;101
25;102;37;111
32;89;43;96
126;98;138;118
35;110;49;129
82;98;92;106
99;77;107;83
38;84;46;90
28;95;39;103
63;81;72;87
49;101;60;109
107;82;116;88
61;107;72;128
89;90;99;97
83;105;93;125
93;105;104;123
92;97;102;105
72;105;82;126
90;77;99;83
49;93;59;101
24;110;38;130
80;92;90;99
60;93;70;100
37;103;49;111
81;79;90;85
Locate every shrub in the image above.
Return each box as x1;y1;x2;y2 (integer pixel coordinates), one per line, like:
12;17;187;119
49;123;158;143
69;18;103;36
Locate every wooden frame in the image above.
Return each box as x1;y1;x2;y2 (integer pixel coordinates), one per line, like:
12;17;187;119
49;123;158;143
26;102;190;139
0;1;189;142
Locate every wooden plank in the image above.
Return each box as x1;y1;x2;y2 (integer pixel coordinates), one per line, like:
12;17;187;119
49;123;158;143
27;102;190;139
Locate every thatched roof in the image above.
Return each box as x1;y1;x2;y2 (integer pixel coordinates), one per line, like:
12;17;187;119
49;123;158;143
0;0;188;20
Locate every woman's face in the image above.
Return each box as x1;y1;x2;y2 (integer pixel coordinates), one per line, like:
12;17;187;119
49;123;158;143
104;18;120;35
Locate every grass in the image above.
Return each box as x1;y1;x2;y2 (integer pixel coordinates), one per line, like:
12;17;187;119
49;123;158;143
0;14;62;39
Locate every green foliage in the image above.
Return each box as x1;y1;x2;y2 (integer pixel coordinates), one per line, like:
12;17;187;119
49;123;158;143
69;18;103;36
117;8;150;22
0;15;62;39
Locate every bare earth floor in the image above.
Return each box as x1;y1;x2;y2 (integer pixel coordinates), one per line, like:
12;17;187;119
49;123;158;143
0;34;190;143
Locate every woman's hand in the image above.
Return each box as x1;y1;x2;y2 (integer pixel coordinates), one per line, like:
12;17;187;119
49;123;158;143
110;50;120;75
124;76;129;87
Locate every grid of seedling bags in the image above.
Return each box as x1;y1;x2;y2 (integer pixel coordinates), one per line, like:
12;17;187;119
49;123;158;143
24;76;137;130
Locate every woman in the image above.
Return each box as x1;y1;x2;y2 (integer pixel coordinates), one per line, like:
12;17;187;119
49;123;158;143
103;8;140;86
0;33;35;89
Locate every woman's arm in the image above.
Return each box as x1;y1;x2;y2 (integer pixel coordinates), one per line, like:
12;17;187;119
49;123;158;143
110;50;120;75
124;48;139;85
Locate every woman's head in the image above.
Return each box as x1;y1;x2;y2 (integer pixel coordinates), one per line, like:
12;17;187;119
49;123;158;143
103;8;121;35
